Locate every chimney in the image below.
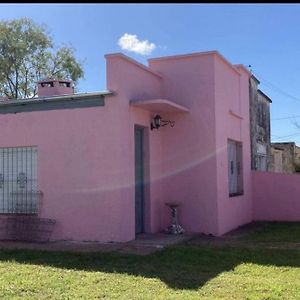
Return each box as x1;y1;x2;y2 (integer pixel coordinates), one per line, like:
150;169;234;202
37;78;74;97
0;96;8;102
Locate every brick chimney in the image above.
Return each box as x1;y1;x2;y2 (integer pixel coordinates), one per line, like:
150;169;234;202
37;78;74;97
0;96;8;101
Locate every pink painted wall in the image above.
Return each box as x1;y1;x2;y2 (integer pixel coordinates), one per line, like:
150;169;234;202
105;53;167;235
0;53;165;242
214;55;252;235
253;171;300;221
149;52;252;236
149;53;219;235
0;51;259;242
0;105;138;242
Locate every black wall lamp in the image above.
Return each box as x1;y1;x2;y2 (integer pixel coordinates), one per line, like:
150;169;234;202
151;114;175;130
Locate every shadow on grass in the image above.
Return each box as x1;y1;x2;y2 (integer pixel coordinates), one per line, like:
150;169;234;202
0;244;299;290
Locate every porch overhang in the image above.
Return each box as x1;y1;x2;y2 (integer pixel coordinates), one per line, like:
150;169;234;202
130;99;189;113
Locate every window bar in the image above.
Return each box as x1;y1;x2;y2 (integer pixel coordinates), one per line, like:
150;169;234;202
35;147;37;214
4;149;9;213
29;147;32;214
6;148;7;213
9;148;11;213
16;147;18;214
2;149;4;213
5;148;7;213
31;147;33;214
25;147;28;214
9;148;12;214
9;148;13;213
13;147;15;214
12;147;14;213
30;147;32;214
21;147;23;213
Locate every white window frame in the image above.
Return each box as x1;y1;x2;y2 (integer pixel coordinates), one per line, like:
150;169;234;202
228;140;244;197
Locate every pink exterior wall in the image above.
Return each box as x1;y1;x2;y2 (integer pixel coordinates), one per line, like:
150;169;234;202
105;54;166;235
149;53;219;235
0;106;134;242
0;51;271;242
0;54;164;242
148;52;253;236
253;171;300;221
214;55;252;235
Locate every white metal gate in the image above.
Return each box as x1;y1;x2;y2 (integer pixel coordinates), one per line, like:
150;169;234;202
0;146;38;214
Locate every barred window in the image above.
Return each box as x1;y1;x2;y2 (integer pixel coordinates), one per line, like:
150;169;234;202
0;146;38;214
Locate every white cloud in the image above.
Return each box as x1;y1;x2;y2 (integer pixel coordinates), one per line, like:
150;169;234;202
118;33;156;55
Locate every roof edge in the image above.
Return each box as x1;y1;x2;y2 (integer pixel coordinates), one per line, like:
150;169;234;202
234;64;252;77
148;51;245;76
148;50;219;62
105;53;162;79
258;89;272;103
0;91;113;105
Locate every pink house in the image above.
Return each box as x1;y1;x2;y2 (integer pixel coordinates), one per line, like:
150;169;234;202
0;50;297;243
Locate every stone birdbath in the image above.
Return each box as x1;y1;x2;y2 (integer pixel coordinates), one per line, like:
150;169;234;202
165;202;185;234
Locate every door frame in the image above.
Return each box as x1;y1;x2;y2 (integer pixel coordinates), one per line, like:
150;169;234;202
134;125;150;235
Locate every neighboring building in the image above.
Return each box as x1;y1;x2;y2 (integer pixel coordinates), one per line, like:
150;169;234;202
249;75;272;171
270;142;300;173
270;146;284;173
295;146;300;171
0;50;292;244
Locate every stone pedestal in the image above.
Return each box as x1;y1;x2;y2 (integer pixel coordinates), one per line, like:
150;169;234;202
165;203;185;234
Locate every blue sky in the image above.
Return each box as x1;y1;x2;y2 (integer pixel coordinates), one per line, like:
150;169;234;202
1;3;300;144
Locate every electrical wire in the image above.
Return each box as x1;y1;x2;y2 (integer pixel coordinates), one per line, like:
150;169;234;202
271;132;300;140
272;115;300;121
250;69;300;125
252;70;300;103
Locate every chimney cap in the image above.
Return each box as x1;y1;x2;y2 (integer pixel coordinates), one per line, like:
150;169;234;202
37;77;74;97
37;77;73;84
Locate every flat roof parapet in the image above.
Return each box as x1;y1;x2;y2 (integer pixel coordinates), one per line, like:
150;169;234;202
0;91;113;114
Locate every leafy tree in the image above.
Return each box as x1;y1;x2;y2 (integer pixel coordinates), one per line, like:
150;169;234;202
0;18;84;99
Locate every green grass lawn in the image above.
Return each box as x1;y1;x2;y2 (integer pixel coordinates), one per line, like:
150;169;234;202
0;223;299;299
241;221;300;243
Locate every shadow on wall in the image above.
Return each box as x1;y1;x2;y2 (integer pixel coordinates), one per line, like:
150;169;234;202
0;241;299;290
0;216;56;242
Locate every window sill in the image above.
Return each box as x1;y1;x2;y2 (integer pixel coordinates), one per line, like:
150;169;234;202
229;192;244;198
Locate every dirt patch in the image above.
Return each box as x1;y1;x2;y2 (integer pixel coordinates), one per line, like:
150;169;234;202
0;233;196;255
0;222;299;254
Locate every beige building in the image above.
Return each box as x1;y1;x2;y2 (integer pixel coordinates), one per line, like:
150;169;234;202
270;142;300;173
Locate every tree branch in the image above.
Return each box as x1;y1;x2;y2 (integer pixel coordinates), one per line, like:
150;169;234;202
5;76;15;98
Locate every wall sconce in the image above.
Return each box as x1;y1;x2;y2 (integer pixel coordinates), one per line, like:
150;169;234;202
151;114;175;130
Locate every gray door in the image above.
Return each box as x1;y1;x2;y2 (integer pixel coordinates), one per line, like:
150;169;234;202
134;126;144;234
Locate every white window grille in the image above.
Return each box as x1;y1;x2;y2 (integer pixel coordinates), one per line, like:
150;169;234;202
0;146;38;214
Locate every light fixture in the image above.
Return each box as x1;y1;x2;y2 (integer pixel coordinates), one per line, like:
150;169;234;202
151;114;175;130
